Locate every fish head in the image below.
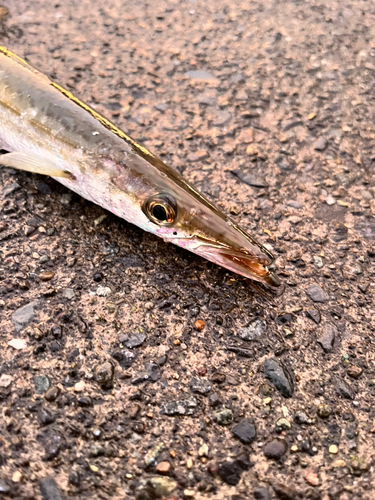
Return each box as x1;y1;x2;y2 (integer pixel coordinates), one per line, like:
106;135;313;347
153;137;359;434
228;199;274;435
140;179;280;288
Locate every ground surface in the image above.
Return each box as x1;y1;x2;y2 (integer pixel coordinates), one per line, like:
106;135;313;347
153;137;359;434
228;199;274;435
0;1;374;499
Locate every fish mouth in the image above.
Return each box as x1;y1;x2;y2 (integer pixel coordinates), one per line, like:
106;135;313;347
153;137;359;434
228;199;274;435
171;234;281;287
195;244;281;287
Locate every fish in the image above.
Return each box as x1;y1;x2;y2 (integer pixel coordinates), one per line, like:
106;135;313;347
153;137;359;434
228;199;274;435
0;46;281;291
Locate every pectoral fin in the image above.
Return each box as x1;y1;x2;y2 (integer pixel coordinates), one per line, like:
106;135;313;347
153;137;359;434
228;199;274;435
0;152;73;178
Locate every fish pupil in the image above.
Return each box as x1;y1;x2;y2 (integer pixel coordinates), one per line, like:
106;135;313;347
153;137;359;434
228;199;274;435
152;204;167;221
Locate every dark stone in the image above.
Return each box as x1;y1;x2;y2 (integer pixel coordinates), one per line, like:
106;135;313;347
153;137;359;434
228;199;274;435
208;392;222;407
230;170;268;188
190;378;212;395
330;223;348;242
317;324;337;353
44;386;60;402
77;396;93;407
1;182;20;197
226;346;253;357
148;363;162;383
232;418;257;444
264;358;294;398
335;379;355;400
44;435;63;461
157;355;167;366
273;482;298;500
306;309;321;324
264;439;287;460
119;332;147;349
239;319;267;340
0;479;12;495
68;471;80;486
283;120;303;131
38;407;55;426
210;372;226;384
304;487;322;500
328;484;344;499
217;456;251;486
306;285;329;303
39;476;62;500
111;349;135;368
254;486;271;500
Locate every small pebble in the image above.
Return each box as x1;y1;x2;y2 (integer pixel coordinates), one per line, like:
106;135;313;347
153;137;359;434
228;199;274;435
0;374;13;388
264;439;287;460
44;386;61;402
39;476;62;500
273;483;298;500
95;361;114;389
232;418;257;444
264;358;294;398
34;375;51;395
198;443;209;457
38;407;55;426
194;319;205;331
149;477;177;497
74;380;85;392
145;443;165;467
38;271;55;282
11;301;39;332
304;469;320;486
215;408;233;425
329;445;338;454
156;461;171;475
62;288;75;300
335;379;355;400
276;418;291;430
313;137;327;151
8;338;27;350
347;365;363;379
96;285;111;297
240;319;267;340
306;284;329;303
317;324;337;353
11;471;22;483
317;403;332;418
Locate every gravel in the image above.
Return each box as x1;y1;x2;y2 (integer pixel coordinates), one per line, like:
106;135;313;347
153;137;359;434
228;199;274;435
232;418;257;444
317;323;337;352
264;358;294;398
0;0;374;498
11;301;40;332
305;284;330;303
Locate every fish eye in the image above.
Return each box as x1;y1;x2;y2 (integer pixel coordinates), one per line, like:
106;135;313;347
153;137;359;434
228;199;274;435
152;204;167;221
143;193;177;226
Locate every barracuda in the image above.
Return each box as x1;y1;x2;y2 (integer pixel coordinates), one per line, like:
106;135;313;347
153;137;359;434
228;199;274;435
0;46;281;291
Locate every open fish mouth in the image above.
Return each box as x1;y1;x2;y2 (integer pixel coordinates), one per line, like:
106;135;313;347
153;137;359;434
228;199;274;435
195;245;281;287
172;235;281;287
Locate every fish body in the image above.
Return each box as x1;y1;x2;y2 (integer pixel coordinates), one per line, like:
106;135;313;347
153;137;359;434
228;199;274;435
0;46;280;289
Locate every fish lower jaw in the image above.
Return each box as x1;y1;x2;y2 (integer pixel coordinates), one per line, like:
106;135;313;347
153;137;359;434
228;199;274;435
190;245;281;287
